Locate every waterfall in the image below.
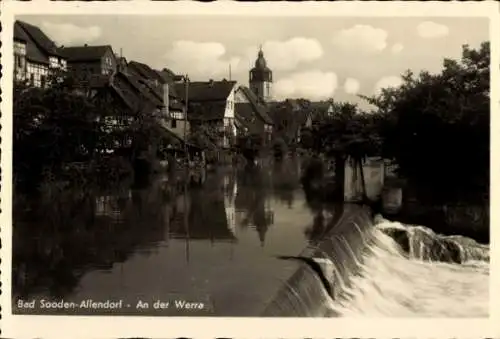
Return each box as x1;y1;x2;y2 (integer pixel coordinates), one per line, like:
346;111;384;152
262;206;489;317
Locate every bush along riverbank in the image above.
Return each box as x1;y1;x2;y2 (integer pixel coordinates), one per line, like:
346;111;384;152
296;42;489;244
298;155;489;245
379;179;489;244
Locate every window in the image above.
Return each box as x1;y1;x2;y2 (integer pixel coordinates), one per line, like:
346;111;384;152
49;56;59;69
14;42;26;55
41;75;46;88
171;120;177;128
171;112;184;120
30;74;35;86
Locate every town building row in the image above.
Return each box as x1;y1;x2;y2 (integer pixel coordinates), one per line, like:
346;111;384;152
13;20;337;151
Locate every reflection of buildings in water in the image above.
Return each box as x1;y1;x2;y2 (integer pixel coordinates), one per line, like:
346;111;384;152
168;184;237;243
94;191;132;220
234;169;275;246
14;186;173;299
256;208;274;247
271;158;300;208
224;175;238;236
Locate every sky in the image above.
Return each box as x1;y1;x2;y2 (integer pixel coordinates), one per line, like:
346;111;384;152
18;15;489;106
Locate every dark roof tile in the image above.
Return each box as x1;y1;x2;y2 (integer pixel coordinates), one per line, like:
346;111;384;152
16;21;62;57
157;68;177;82
127;62;180;99
175;80;236;102
238;86;273;125
128;61;164;83
14;22;30;42
76;73;112;89
59;45;113;62
188;101;227;121
234;103;262;134
25;40;49;64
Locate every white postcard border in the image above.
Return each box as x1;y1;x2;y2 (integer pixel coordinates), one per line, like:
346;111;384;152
1;1;499;338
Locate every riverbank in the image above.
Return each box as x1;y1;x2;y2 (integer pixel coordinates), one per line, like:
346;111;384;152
298;154;489;245
379;178;489;244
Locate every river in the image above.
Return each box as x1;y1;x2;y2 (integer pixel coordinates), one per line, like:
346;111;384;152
12;157;489;317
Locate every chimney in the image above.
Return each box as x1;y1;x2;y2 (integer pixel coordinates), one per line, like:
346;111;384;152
162;83;169;117
209;79;214;87
84;44;88;47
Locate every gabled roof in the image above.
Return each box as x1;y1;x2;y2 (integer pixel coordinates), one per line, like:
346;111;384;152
235;103;262;134
116;56;128;71
128;61;165;84
238;86;273;125
188;101;227;121
175;80;236;102
309;100;335;122
25;39;49;65
268;100;312;140
14;21;62;65
106;71;185;115
156;68;176;83
76;73;112;89
14;22;30;42
127;61;180;100
16;21;62;57
124;72;164;108
127;69;182;111
59;45;113;62
105;71;160;115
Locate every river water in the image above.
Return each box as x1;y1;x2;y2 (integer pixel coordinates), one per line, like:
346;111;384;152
12;157;489;317
325;217;489;317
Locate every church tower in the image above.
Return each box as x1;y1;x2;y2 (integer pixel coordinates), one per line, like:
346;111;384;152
249;46;272;102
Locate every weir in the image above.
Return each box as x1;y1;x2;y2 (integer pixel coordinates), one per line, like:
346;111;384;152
261;203;373;316
260;204;489;317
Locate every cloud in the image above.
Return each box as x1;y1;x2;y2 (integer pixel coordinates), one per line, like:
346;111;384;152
41;22;102;46
241;37;324;72
344;78;360;95
332;25;388;53
391;43;404;54
273;71;338;101
164;41;241;79
417;21;450;39
374;76;403;95
164;37;323;80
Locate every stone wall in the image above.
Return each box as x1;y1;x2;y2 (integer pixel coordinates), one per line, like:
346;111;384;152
344;158;385;202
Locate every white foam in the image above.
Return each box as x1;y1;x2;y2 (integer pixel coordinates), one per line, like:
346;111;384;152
325;221;489;317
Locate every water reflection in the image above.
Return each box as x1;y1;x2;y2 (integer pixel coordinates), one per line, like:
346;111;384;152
235;166;274;246
13;157;324;304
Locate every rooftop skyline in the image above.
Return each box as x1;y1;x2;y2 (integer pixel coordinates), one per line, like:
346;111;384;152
17;15;489;107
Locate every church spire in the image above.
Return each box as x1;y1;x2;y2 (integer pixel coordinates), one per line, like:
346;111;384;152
255;45;267;69
249;45;273;102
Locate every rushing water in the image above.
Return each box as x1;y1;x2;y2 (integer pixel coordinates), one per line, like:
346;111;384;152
325;217;489;317
12;157;489;317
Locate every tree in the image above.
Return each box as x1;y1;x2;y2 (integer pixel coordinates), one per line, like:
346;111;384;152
301;101;382;200
13;70;166;191
236;131;265;164
363;42;490;203
13;72;105;191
